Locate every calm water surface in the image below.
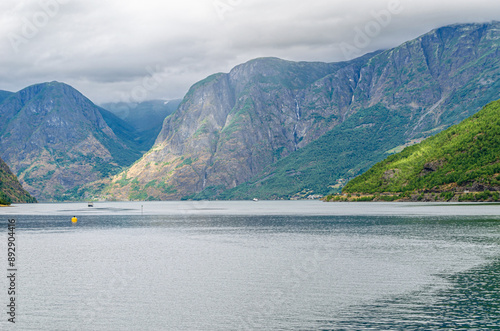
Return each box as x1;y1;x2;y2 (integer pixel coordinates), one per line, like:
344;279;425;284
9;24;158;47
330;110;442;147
1;201;499;330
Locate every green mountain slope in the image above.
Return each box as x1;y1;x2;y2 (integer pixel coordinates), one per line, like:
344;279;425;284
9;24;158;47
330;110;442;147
0;156;36;204
339;100;500;202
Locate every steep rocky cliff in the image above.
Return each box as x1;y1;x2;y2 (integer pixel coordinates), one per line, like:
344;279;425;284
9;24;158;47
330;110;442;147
0;82;142;201
102;22;500;200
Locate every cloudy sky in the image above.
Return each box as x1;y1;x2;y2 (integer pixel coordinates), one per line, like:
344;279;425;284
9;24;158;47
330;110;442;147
0;0;499;104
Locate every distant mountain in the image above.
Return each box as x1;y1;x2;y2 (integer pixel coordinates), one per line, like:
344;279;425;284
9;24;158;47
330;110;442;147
101;99;181;150
0;82;143;201
337;99;500;202
101;22;500;201
0;156;36;204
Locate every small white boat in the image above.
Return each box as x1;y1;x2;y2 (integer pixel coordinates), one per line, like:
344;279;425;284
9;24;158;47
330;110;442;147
88;202;94;207
253;198;259;202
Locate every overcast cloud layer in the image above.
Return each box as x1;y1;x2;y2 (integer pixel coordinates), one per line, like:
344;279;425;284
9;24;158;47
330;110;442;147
0;0;499;104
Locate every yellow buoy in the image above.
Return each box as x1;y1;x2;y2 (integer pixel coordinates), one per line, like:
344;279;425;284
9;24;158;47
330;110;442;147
71;216;78;223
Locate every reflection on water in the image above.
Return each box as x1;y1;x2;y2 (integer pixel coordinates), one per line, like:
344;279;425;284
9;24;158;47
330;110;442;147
0;208;499;330
332;259;500;329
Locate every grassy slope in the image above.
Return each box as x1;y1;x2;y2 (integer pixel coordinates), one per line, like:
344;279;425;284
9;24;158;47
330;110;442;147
340;99;500;201
0;157;36;204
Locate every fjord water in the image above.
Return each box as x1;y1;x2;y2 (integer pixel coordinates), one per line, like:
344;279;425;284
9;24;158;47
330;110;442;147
1;201;500;330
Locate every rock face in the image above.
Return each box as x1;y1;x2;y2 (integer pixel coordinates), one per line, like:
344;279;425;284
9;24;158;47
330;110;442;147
0;156;36;204
0;82;141;201
103;22;500;200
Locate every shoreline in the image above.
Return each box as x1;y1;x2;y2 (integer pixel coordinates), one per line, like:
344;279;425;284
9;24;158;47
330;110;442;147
324;191;500;203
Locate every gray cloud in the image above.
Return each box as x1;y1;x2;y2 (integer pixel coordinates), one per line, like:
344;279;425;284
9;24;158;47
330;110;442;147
0;0;499;104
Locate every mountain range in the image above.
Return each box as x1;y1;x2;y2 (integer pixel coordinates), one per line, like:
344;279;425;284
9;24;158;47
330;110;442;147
100;22;500;201
0;22;499;202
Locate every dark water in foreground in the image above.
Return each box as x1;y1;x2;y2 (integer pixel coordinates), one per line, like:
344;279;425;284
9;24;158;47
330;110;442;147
1;202;499;330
